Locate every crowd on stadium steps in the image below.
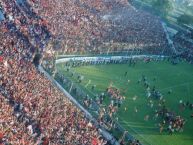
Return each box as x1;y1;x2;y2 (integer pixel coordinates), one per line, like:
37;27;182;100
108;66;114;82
173;31;193;51
0;1;108;145
0;0;50;52
0;96;37;144
29;0;108;54
29;0;169;55
78;0;129;13
173;32;193;63
103;7;168;49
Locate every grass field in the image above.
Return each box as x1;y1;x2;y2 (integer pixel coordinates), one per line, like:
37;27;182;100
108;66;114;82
56;60;193;145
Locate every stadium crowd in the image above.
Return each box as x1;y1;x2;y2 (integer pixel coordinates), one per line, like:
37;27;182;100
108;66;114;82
172;30;193;63
29;0;169;55
0;0;108;144
1;0;191;144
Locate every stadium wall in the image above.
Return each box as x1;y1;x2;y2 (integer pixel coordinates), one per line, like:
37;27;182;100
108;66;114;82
56;55;167;64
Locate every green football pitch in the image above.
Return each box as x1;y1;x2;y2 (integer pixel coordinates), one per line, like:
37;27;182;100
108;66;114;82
56;60;193;145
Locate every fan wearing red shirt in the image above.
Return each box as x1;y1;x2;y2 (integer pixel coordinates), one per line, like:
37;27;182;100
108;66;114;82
0;133;4;144
92;137;98;145
0;56;3;62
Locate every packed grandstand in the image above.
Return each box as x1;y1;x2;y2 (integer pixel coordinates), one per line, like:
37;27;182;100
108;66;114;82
0;0;193;145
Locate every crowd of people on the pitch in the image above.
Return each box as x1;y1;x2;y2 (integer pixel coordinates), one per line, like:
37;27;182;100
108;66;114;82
156;108;186;135
45;56;193;145
107;87;125;109
48;66;138;144
138;75;187;135
0;1;108;144
179;100;193;111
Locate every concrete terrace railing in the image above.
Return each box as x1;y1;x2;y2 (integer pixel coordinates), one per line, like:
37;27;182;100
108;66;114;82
161;22;177;54
38;66;120;145
56;55;168;64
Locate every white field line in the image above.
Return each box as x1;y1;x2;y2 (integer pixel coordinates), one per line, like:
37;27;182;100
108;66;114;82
117;115;153;145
